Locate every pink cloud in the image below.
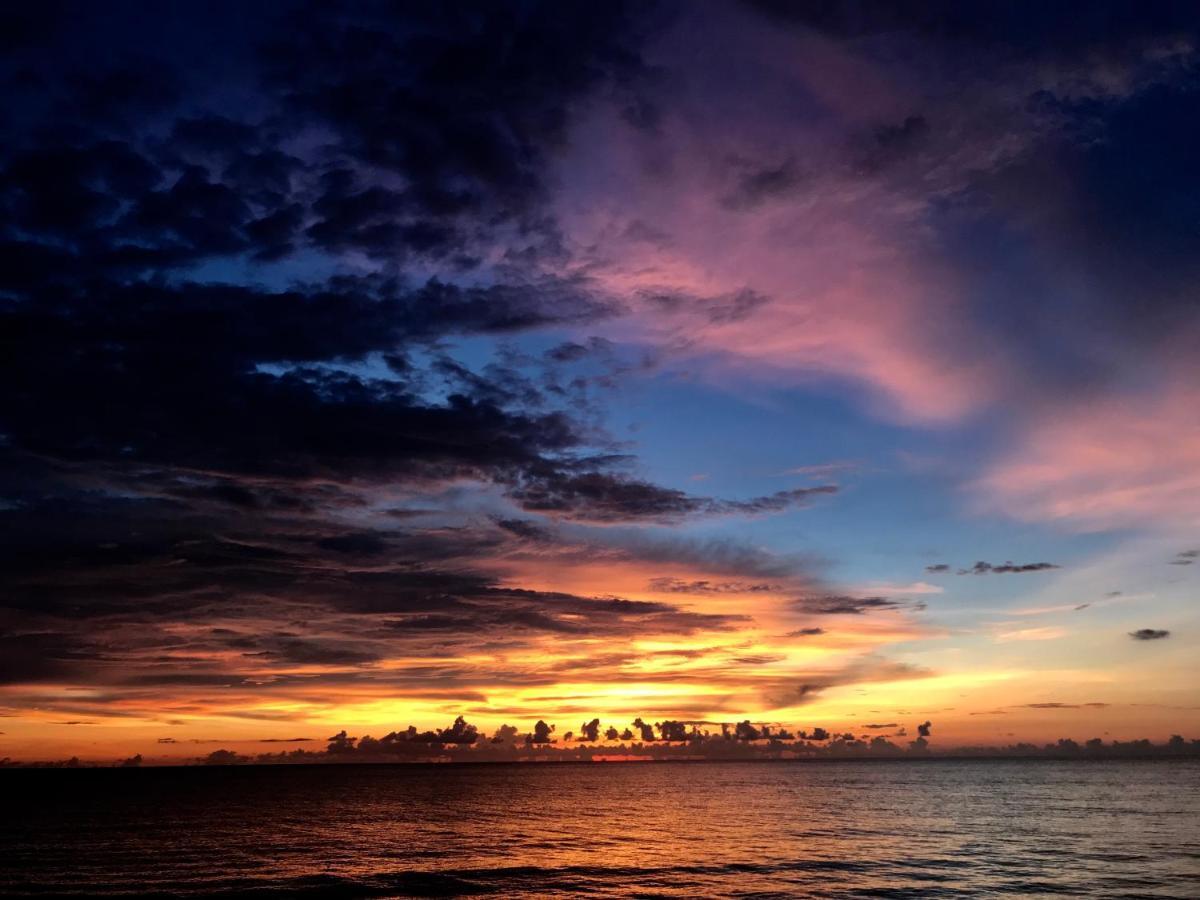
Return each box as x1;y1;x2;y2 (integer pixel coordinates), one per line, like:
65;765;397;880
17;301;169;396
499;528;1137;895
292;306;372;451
545;6;1191;429
976;366;1200;530
546;7;1041;424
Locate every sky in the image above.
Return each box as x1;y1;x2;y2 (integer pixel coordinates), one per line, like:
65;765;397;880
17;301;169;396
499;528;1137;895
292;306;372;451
1;0;1198;763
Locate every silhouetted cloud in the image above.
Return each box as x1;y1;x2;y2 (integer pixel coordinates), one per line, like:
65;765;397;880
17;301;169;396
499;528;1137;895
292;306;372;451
649;578;777;594
202;749;244;766
632;718;656;742
509;474;835;523
1129;629;1171;641
7;715;1198;768
798;595;904;615
529;720;556;744
957;561;1060;575
0;2;740;724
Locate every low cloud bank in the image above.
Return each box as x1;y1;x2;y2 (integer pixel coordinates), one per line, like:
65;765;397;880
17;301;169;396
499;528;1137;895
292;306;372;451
6;719;1199;767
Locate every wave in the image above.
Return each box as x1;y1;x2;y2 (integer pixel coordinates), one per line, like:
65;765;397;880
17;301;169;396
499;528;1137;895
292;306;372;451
0;858;935;899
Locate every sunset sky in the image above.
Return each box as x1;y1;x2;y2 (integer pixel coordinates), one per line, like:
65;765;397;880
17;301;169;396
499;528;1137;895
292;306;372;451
2;1;1198;762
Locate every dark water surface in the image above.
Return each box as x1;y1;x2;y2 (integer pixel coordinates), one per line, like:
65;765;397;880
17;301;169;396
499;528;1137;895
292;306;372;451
3;759;1198;898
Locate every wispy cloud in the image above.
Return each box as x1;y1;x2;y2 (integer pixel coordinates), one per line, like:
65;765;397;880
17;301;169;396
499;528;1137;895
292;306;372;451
994;626;1068;643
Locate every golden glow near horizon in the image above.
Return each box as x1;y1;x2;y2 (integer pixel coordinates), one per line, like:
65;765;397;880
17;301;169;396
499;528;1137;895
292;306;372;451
4;546;1197;763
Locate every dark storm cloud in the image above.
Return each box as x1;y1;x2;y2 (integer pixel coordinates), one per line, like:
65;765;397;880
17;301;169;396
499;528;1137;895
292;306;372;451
263;2;650;226
0;0;650;530
2;282;610;488
0;0;963;730
2;1;655;262
1129;629;1171;641
3;241;812;605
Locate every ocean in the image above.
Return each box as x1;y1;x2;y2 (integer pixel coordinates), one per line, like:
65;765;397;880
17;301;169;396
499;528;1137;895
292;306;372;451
3;759;1198;898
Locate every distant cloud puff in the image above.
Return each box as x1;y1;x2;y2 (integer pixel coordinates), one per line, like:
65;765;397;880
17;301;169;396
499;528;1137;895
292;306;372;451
1129;629;1171;641
801;595;903;615
928;560;1058;575
959;561;1059;575
648;578;777;594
